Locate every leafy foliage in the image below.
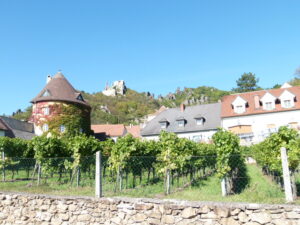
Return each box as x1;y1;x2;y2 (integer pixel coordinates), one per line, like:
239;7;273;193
232;72;261;93
251;126;300;173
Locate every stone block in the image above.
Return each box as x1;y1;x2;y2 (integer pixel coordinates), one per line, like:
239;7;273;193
238;212;249;223
220;217;239;225
162;215;175;224
216;207;230;218
181;207;197;219
286;211;300;219
249;212;271;224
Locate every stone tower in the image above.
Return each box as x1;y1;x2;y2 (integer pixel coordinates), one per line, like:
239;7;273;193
30;72;91;136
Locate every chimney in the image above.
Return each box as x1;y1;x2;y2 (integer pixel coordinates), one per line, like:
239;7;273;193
46;75;52;84
254;95;260;109
180;103;186;112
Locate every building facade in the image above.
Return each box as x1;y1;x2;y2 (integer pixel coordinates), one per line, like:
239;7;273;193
141;103;221;142
221;83;300;145
30;72;91;136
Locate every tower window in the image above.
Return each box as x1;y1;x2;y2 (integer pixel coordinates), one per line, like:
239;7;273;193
42;124;49;132
60;125;66;133
43;107;50;115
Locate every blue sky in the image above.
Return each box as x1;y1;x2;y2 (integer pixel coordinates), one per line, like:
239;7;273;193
1;0;300;115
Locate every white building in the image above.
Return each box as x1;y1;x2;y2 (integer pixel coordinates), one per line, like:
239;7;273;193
141;103;221;142
221;83;300;145
102;80;127;97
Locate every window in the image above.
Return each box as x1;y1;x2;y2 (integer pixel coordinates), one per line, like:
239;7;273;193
284;100;291;108
235;105;244;114
60;125;66;133
192;135;203;142
42;124;49;132
177;120;185;127
265;102;273;110
42;90;51;97
43;107;50;115
77;94;84;101
196;118;204;126
159;122;167;129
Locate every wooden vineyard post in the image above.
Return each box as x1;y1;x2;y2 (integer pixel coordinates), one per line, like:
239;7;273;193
280;147;294;202
95;151;103;198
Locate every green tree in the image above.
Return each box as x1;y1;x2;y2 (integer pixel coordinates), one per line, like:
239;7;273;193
232;72;260;93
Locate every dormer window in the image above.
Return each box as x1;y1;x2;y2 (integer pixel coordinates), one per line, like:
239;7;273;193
265;102;273;110
235;105;244;114
160;122;167;129
283;100;291;108
232;96;247;114
159;118;168;129
194;115;206;126
42;90;51;97
279;90;295;109
76;94;84;101
177;120;185;127
176;116;185;127
261;92;276;110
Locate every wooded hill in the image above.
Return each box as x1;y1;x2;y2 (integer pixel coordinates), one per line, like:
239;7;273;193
11;76;300;125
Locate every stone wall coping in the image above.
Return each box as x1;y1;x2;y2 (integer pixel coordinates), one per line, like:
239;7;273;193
0;191;298;210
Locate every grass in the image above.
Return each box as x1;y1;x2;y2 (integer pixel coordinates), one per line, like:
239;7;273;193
0;164;296;204
167;164;286;204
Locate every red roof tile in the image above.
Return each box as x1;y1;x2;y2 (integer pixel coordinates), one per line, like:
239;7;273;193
125;125;141;138
91;124;126;137
221;86;300;118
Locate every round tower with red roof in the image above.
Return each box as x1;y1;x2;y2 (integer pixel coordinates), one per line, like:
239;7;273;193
30;72;91;136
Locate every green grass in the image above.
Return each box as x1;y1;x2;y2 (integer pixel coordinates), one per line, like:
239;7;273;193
0;164;296;204
167;164;285;204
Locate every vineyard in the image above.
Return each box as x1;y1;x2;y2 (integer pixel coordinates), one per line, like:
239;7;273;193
0;127;299;204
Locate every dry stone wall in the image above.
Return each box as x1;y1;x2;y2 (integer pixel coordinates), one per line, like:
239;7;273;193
0;192;299;225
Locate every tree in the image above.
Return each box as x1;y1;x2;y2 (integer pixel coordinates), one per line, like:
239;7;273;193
232;72;260;93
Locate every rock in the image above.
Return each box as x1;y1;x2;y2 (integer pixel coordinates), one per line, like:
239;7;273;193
69;205;77;212
111;216;122;224
148;212;161;219
201;211;217;219
238;212;249;223
58;213;69;221
231;208;241;216
273;219;295;225
147;218;161;225
133;213;147;222
162;215;175;224
286;211;300;219
198;205;210;214
181;207;197;219
135;203;154;210
249;212;271;224
216;207;230;218
244;222;261;225
77;214;91;222
220;217;239;225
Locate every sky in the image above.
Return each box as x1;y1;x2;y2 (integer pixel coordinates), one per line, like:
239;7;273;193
1;0;300;115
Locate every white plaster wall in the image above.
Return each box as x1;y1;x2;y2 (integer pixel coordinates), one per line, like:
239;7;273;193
143;130;217;143
0;130;4;136
222;110;300;144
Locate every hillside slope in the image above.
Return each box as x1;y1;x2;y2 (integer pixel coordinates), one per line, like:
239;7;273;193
11;86;230;124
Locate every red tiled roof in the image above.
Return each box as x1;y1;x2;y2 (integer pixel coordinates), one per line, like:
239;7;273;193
91;124;126;137
125;125;141;138
221;86;300;118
